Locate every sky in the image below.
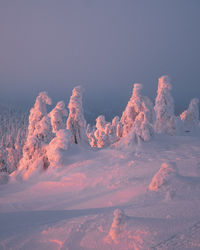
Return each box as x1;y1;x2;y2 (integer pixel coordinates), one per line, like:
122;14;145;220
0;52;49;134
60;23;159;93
0;0;200;120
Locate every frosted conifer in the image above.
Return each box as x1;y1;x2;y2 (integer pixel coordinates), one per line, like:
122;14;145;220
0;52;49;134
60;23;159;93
180;98;199;132
66;86;87;144
154;76;180;135
49;101;68;133
121;83;155;137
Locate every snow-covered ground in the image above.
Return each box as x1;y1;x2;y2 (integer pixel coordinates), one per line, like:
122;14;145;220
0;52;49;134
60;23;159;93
1;134;200;250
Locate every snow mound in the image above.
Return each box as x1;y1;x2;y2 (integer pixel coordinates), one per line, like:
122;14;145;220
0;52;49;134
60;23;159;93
106;209;127;244
149;162;178;191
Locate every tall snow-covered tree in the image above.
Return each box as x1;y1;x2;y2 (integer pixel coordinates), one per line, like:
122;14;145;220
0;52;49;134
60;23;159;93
27;92;51;136
154;75;180;135
49;101;68;133
18;92;52;178
180;98;199;132
121;83;155;137
66;86;87;144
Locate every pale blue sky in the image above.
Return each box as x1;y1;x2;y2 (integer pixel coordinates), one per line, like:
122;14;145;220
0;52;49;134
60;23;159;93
0;0;200;119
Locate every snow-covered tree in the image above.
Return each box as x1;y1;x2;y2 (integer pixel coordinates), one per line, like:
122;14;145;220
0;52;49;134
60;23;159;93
0;106;28;174
0;149;9;184
6;145;18;173
93;115;110;148
27;92;51;136
106;209;127;244
0;149;7;173
18;92;52;178
180;98;199;132
86;124;97;148
48;101;68;133
66;86;87;144
154;75;180;135
46;129;72;167
133;111;154;142
121;83;155;137
112;116;123;141
149;162;178;191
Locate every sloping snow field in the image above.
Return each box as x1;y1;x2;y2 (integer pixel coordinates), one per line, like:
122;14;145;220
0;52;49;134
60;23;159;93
1;134;200;249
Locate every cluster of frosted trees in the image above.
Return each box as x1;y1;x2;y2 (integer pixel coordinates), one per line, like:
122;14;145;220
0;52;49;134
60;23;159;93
0;106;28;175
0;75;199;179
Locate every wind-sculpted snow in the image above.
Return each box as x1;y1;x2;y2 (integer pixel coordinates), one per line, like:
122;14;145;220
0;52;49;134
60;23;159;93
1;75;200;248
1;134;200;249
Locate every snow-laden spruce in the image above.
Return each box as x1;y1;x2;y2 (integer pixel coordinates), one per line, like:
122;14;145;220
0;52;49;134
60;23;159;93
154;76;182;135
66;86;87;144
180;98;199;133
48;101;68;133
0;106;28;174
17;92;53;179
121;83;155;141
132;111;154;142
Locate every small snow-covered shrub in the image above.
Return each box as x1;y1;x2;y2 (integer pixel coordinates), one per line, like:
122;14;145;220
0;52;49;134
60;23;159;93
106;209;127;244
149;162;178;191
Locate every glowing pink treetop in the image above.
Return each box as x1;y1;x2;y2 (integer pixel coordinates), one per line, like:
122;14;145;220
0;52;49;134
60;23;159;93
49;101;68;133
180;98;199;132
66;86;87;144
